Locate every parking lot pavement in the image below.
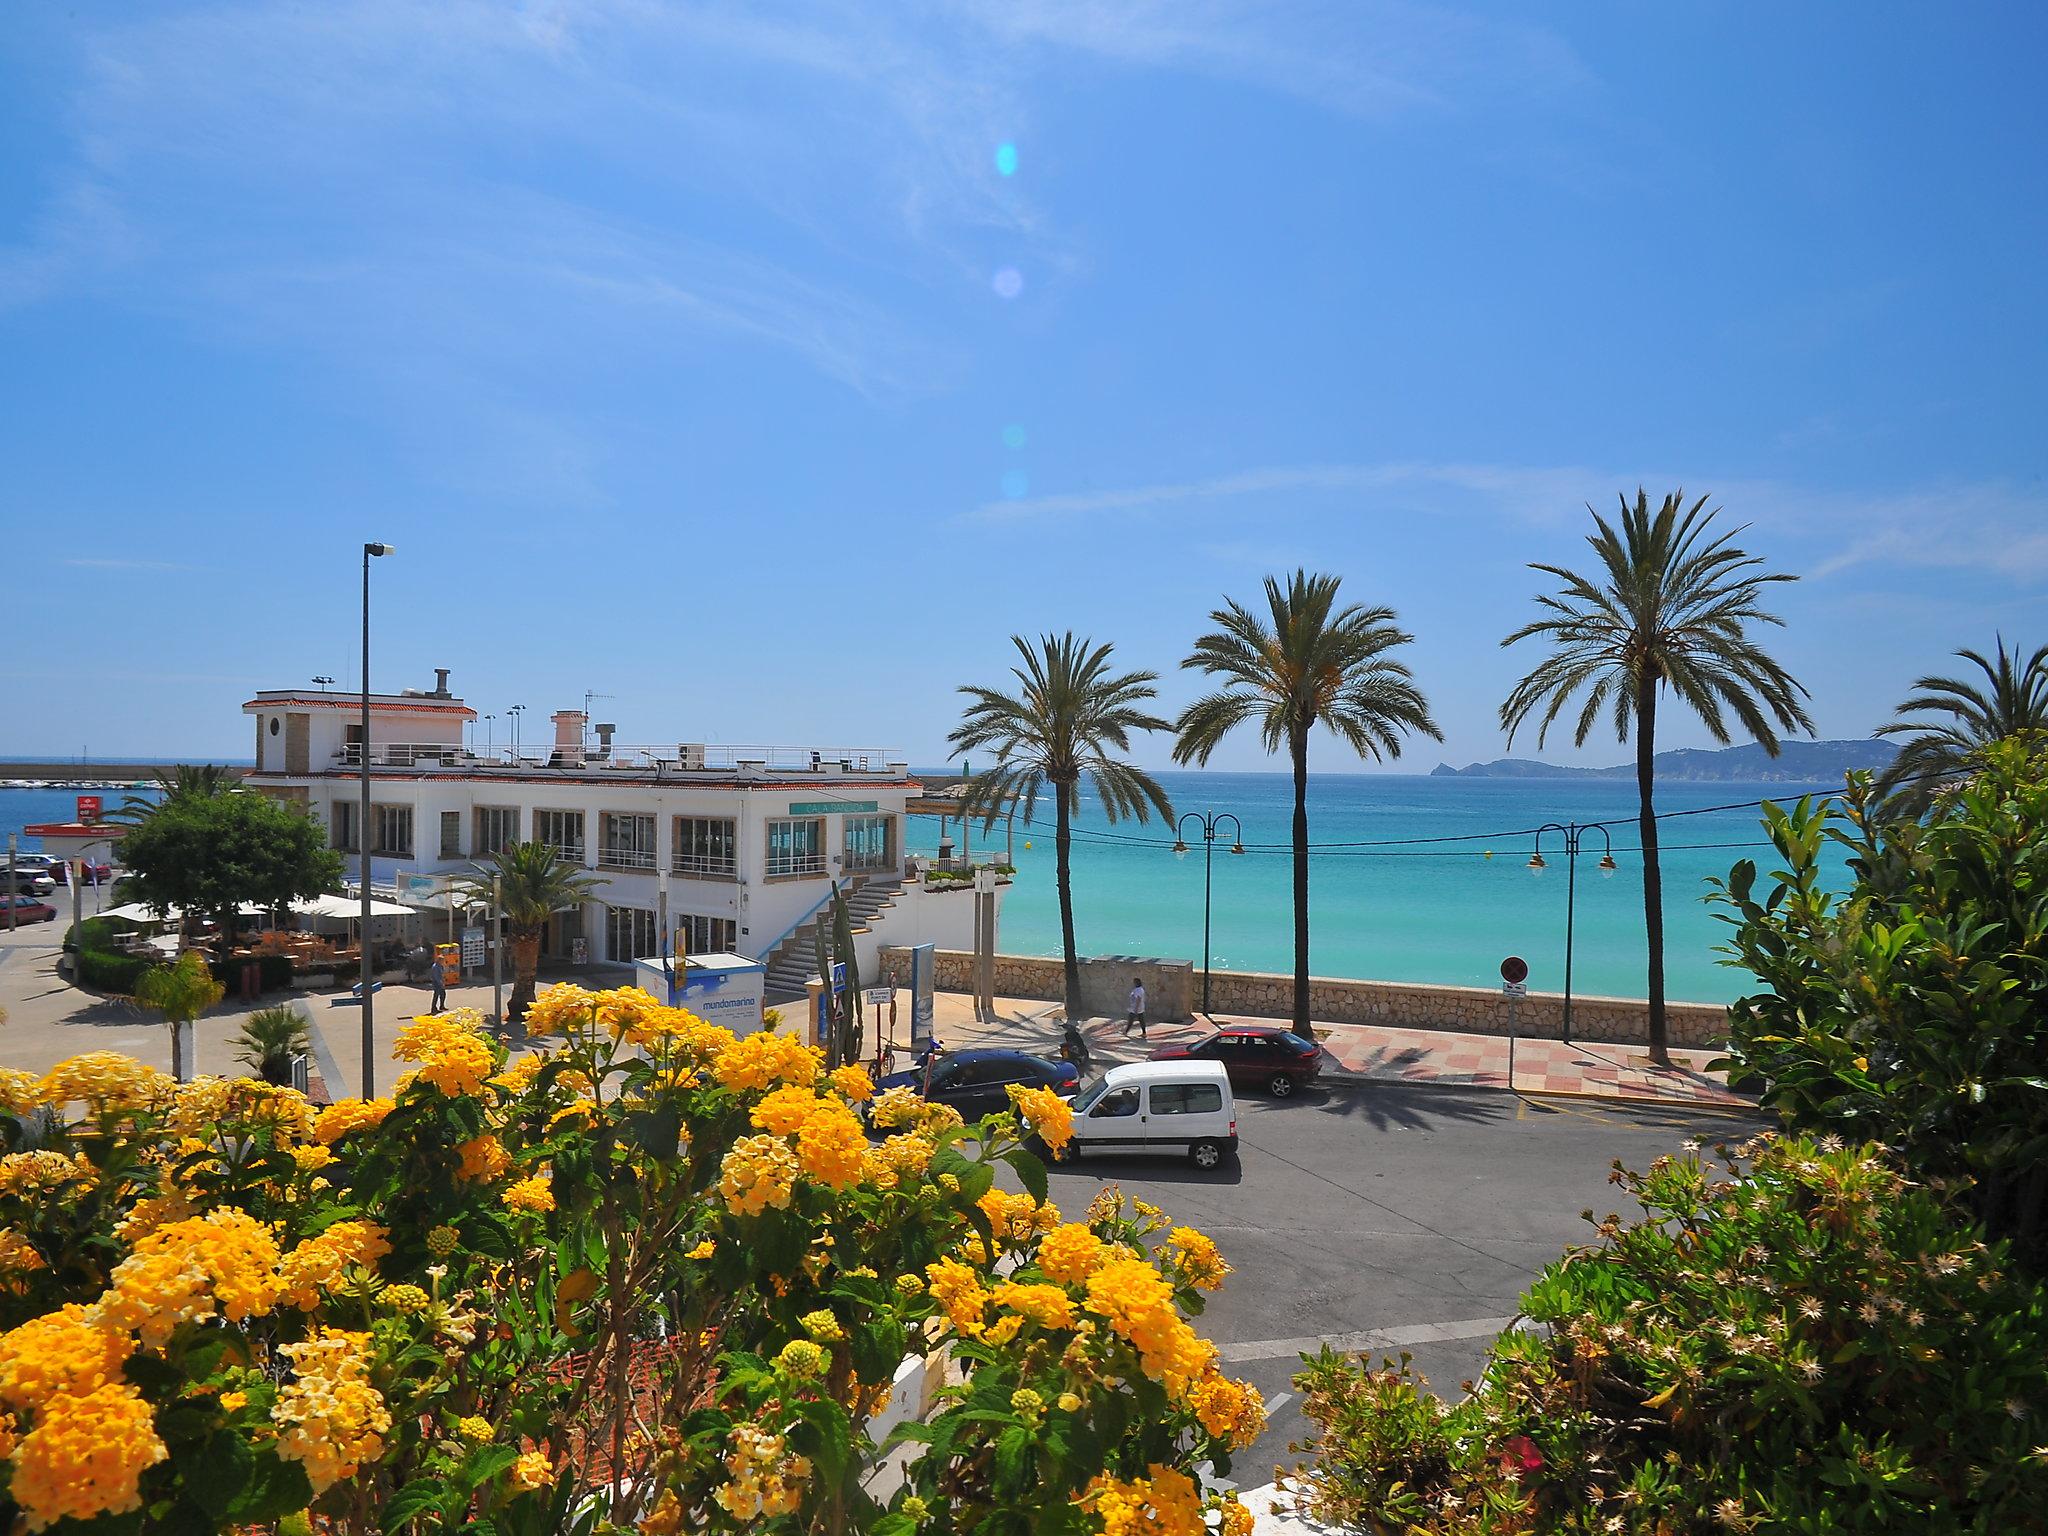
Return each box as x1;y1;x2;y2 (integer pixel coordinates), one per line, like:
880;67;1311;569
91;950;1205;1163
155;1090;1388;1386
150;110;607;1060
1031;1074;1763;1481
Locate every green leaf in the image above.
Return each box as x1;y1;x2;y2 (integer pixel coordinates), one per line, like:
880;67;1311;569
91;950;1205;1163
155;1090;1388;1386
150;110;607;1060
181;1429;256;1518
226;1452;315;1524
1007;1146;1049;1206
994;1424;1033;1491
381;1476;448;1531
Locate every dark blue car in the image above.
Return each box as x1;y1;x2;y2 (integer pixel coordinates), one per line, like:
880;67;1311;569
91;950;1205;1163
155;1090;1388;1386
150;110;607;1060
876;1048;1079;1121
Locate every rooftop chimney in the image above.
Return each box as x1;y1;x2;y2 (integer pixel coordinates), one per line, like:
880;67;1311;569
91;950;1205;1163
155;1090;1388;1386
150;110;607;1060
594;722;616;752
552;710;587;750
433;667;451;697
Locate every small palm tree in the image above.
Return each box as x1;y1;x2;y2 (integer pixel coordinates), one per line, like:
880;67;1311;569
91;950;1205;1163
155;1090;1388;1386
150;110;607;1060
951;634;1175;1020
1875;637;2048;815
1174;571;1440;1034
136;950;226;1082
1500;490;1812;1064
452;842;601;1023
235;1004;312;1086
110;763;244;826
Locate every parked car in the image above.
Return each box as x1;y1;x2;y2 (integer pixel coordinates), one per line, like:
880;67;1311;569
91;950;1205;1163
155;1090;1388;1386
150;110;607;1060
874;1048;1079;1122
1149;1023;1325;1098
2;894;58;924
1066;1060;1238;1169
0;869;56;897
45;859;113;886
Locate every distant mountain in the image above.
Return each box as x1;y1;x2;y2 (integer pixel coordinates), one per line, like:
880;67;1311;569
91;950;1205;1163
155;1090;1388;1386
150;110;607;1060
1429;739;1898;783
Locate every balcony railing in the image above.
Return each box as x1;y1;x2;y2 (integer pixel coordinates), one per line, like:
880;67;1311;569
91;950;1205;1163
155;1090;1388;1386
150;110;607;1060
673;853;738;878
600;847;657;871
332;743;907;775
766;854;829;878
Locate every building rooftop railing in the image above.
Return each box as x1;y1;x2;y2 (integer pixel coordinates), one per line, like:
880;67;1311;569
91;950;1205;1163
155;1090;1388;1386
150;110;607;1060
323;743;911;777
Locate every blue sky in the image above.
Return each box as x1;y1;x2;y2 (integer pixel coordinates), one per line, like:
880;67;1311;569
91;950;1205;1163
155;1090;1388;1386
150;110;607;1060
4;2;2044;771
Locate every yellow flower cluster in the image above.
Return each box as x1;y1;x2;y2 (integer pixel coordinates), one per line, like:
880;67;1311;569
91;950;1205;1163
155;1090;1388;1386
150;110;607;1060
863;1131;938;1189
501;1174;556;1215
797;1102;867;1188
925;1258;990;1334
456;1133;511;1181
1164;1226;1230;1291
980;1189;1062;1243
0;1066;40;1114
1008;1082;1075;1152
273;1328;391;1493
0;1305;133;1407
776;1338;827;1377
713;1030;820;1093
1187;1364;1266;1449
1084;1464;1205;1536
9;1381;166;1531
801;1309;845;1342
866;1085;926;1130
102;1209;283;1346
508;1449;554;1493
719;1134;800;1216
0;1229;46;1290
1038;1223;1110;1286
314;1096;394;1144
0;1151;98;1198
170;1078;317;1145
711;1422;811;1521
37;1053;173;1115
829;1064;875;1102
990;1280;1077;1330
278;1221;392;1311
113;1190;192;1244
1085;1257;1217;1394
393;1010;497;1096
456;1415;493;1443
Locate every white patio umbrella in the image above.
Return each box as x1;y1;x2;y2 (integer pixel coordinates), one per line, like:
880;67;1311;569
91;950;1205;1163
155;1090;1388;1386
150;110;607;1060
293;893;414;920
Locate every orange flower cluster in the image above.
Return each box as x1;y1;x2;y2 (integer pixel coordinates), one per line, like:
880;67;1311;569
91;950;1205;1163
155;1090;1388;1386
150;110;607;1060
278;1221;392;1311
102;1209;283;1346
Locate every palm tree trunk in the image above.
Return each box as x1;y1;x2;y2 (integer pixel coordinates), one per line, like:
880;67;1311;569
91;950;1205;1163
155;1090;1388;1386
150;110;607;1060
510;930;542;1021
1635;687;1669;1066
1056;787;1082;1019
1290;728;1312;1035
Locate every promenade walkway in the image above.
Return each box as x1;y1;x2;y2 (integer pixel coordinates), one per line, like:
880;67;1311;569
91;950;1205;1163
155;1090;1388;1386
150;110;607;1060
906;989;1752;1111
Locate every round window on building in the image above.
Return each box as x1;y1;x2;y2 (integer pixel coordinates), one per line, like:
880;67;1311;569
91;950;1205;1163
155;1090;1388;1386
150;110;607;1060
270;717;281;735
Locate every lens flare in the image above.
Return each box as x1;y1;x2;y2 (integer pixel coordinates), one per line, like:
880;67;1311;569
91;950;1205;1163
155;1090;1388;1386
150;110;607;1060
1001;423;1027;450
991;266;1023;299
995;142;1019;176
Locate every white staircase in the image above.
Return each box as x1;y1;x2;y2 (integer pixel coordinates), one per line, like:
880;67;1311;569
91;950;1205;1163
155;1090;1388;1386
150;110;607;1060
761;878;902;1003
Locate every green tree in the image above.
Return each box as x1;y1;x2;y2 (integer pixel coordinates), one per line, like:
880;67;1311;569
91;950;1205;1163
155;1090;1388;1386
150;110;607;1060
1174;571;1438;1034
950;634;1174;1020
117;791;345;945
452;841;602;1023
1500;491;1811;1064
1715;740;2048;1269
234;1003;312;1086
136;950;226;1081
1874;635;2048;814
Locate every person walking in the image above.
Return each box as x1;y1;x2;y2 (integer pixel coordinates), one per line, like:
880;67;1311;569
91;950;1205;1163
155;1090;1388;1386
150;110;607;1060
429;955;447;1014
1123;977;1147;1038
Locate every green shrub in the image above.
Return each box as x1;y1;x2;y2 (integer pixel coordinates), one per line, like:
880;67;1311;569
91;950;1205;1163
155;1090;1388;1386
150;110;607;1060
1290;1135;2048;1534
73;945;152;994
1713;740;2048;1269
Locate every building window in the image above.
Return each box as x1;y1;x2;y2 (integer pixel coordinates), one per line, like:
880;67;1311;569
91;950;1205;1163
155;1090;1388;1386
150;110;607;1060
371;805;413;857
475;806;520;857
765;817;825;877
600;813;657;870
332;802;358;853
843;814;896;873
673;816;737;877
534;809;585;863
605;904;659;962
678;914;737;954
439;811;462;859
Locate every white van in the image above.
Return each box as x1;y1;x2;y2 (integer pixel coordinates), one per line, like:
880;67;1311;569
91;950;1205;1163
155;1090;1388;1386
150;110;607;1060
1064;1060;1238;1170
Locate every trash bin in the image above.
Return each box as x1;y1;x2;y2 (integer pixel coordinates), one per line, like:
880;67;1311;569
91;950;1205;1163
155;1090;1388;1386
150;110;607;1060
241;962;261;1000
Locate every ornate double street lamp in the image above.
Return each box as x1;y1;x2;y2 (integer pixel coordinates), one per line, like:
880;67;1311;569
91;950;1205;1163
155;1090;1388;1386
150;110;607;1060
1173;810;1244;1016
1526;821;1617;1043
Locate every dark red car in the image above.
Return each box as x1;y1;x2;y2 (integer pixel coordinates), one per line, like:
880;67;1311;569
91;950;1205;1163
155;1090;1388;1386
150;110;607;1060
1150;1024;1325;1098
2;895;58;924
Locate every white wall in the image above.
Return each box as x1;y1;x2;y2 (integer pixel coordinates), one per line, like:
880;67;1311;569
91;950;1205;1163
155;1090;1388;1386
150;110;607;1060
852;880;1004;981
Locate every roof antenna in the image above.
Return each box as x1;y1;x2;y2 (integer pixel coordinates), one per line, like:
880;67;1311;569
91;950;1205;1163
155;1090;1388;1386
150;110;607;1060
583;691;616;746
312;676;336;692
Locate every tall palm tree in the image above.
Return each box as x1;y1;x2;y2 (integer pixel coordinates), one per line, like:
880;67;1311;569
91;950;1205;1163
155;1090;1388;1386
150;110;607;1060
1500;491;1812;1064
1173;571;1440;1035
452;841;601;1023
1875;637;2048;815
951;634;1175;1020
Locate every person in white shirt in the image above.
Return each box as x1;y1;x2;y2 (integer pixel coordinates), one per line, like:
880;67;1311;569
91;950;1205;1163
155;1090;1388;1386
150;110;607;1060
1123;978;1147;1038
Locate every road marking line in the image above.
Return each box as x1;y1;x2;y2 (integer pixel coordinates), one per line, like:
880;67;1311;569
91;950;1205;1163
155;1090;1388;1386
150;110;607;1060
1217;1315;1521;1364
1262;1392;1293;1416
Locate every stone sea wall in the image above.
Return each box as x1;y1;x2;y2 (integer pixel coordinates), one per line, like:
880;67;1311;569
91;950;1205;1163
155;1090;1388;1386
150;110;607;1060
877;947;1726;1048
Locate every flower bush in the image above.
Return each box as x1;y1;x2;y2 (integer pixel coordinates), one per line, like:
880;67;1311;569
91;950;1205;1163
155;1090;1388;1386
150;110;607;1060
1288;1135;2048;1534
0;985;1258;1534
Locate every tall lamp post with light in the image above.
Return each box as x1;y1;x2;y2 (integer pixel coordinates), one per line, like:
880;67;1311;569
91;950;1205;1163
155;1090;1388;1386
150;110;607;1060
1526;820;1616;1043
359;541;394;1095
1172;810;1243;1016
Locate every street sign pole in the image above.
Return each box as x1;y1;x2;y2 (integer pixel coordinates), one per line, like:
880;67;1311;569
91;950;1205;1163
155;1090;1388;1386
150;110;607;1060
1500;956;1529;1093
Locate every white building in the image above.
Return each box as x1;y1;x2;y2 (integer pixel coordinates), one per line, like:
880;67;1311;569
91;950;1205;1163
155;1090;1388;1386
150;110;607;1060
241;671;992;996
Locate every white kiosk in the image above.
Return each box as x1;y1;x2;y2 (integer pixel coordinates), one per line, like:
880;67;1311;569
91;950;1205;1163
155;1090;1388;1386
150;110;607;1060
631;952;767;1035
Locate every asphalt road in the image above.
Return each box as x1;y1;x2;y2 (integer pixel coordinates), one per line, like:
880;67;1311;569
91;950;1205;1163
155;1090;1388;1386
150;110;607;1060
1033;1076;1762;1486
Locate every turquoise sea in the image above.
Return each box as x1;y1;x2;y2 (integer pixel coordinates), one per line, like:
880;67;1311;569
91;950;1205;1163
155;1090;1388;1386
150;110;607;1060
904;770;1852;1005
3;774;1847;1005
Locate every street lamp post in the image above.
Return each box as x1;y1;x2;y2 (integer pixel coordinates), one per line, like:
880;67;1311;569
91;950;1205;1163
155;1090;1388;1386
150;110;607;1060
508;704;525;758
1172;810;1244;1016
1526;821;1617;1044
360;541;394;1096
